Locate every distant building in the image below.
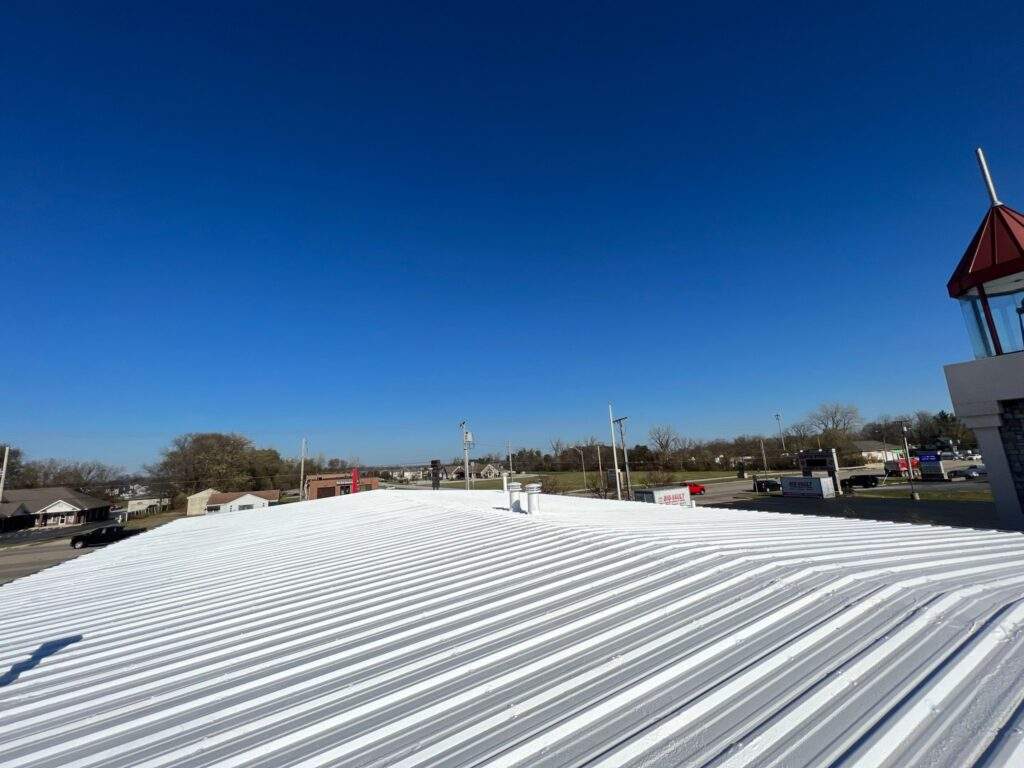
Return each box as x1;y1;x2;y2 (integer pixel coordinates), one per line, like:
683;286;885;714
125;496;171;517
447;463;481;480
205;490;281;514
852;441;902;463
0;487;112;530
479;464;504;479
305;472;379;499
0;500;33;532
186;488;219;517
382;467;425;481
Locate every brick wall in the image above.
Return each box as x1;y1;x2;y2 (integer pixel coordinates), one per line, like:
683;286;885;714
1000;399;1024;509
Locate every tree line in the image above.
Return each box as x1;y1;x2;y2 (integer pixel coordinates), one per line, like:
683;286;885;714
479;404;978;473
1;433;353;505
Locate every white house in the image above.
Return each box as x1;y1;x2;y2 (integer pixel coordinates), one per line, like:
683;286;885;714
204;490;280;514
186;488;219;517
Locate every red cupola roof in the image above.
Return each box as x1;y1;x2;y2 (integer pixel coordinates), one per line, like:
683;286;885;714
947;203;1024;297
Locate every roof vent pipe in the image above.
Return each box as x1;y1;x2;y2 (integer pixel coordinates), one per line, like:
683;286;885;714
976;147;1002;207
501;472;509;492
525;483;541;515
508;482;522;514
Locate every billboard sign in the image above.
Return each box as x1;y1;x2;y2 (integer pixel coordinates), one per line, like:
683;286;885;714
633;486;693;507
782;476;836;498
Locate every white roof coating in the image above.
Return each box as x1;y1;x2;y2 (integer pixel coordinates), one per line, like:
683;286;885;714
3;490;1024;767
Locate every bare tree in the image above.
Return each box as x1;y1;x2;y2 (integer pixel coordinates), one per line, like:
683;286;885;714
648;425;681;470
549;439;567;470
805;403;862;434
648;425;681;455
860;414;909;444
783;421;817;451
18;459;126;495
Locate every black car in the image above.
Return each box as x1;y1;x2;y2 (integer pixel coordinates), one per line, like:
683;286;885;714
753;478;782;492
70;525;144;549
840;474;881;492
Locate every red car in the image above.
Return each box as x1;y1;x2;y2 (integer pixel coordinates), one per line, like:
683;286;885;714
687;482;706;496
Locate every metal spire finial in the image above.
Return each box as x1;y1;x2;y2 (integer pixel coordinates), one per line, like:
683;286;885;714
975;147;1002;206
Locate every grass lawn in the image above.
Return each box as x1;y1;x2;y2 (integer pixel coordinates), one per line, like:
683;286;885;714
123;509;187;531
438;469;738;492
858;488;994;502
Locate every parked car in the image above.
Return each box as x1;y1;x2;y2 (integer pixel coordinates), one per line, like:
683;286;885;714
846;474;881;488
70;525;144;549
950;468;980;479
687;482;707;496
965;452;982;461
753;478;782;492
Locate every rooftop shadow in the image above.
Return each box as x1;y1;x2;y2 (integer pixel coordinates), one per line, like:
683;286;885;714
0;635;83;687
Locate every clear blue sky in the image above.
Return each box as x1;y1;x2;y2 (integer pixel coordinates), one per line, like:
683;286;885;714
4;2;1024;469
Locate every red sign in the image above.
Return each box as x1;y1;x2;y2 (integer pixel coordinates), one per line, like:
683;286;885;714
351;467;360;493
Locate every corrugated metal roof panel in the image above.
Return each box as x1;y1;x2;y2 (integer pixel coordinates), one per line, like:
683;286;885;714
2;490;1024;767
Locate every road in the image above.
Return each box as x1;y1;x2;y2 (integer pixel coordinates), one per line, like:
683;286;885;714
0;539;91;585
0;509;185;586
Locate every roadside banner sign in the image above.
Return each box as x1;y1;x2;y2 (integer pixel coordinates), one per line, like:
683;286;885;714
782;476;836;499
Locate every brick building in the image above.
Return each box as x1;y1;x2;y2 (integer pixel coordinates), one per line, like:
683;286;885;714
304;470;379;500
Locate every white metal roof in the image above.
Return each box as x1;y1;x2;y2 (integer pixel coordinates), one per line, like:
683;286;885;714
3;490;1024;767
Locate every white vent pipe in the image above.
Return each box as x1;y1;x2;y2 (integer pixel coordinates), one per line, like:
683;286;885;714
501;472;509;492
525;483;541;515
508;482;522;513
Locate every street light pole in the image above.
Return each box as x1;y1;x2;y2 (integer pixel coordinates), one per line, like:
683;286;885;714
460;421;473;491
574;446;587;489
774;413;787;453
902;422;920;501
299;437;307;500
614;416;632;498
608;404;622;500
0;445;9;504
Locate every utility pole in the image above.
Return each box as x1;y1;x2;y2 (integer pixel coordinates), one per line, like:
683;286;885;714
760;439;769;472
614;416;632;499
299;437;307;500
902;421;920;501
774;413;787;453
460;421;474;491
507;440;513;477
574;446;588;489
0;445;9;503
608;403;622;500
596;443;604;489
